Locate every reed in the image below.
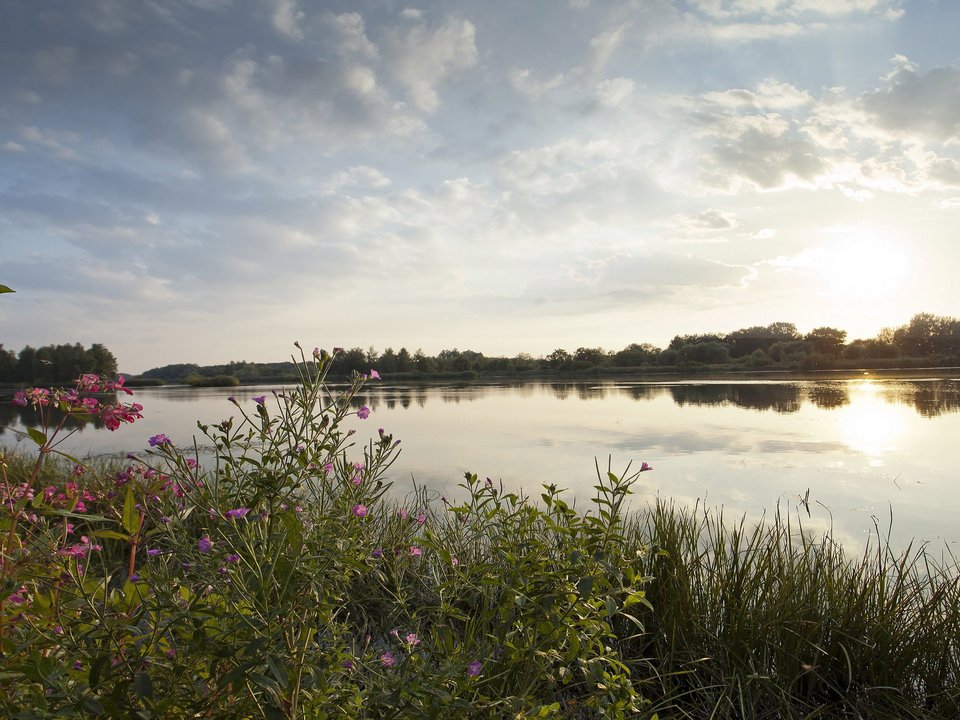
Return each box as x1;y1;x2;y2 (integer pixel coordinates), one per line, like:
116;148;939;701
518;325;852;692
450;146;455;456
630;499;960;719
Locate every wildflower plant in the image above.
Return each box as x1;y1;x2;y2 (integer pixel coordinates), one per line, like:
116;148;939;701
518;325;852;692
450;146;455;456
0;345;660;718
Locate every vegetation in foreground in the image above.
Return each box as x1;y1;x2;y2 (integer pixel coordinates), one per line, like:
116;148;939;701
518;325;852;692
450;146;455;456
1;348;957;718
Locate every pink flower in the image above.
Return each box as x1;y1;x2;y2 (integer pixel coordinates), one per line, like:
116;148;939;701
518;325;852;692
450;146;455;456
368;369;381;380
467;660;482;677
225;508;250;520
416;513;427;525
198;536;213;553
11;391;27;406
405;633;420;646
380;651;395;668
253;396;266;405
640;461;653;472
322;462;334;475
409;546;422;557
352;504;368;518
357;406;371;420
397;509;409;520
149;434;170;447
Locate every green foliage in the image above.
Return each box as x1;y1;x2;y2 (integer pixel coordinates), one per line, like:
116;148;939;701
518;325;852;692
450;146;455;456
633;501;960;719
0;348;655;718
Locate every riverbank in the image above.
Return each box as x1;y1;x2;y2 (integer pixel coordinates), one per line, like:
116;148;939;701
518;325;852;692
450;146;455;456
2;358;957;718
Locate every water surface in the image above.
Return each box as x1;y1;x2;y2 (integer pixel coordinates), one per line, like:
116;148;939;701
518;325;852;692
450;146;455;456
3;376;958;551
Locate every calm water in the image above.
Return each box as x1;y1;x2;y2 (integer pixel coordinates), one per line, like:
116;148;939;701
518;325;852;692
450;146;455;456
3;376;959;551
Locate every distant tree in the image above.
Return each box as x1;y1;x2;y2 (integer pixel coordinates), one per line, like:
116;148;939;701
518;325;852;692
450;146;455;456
669;333;725;350
377;348;398;373
87;343;118;377
678;342;730;365
573;347;607;366
0;344;16;382
414;349;433;373
803;327;846;357
16;346;40;383
546;348;572;370
725;323;800;358
341;347;367;374
613;343;660;367
396;347;413;372
512;352;537;372
893;313;960;357
657;348;680;366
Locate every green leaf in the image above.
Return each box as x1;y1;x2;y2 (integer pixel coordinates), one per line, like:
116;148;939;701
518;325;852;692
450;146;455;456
0;284;14;294
576;576;594;596
134;670;154;699
27;427;47;448
122;483;140;536
89;529;132;541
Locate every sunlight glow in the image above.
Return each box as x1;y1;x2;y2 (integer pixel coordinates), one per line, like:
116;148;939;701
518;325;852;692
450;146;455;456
836;381;907;460
818;227;911;302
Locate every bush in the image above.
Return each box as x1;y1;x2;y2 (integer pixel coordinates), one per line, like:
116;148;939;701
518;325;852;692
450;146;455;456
0;347;655;718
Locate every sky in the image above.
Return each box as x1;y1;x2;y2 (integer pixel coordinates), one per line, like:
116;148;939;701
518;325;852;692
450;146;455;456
2;0;959;374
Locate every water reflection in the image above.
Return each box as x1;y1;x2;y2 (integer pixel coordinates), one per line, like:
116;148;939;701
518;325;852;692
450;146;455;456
349;378;960;418
3;378;959;550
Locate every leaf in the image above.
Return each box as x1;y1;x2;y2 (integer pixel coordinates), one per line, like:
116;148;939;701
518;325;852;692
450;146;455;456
89;529;132;541
576;576;594;596
27;427;47;448
134;671;154;699
0;285;14;294
122;484;140;536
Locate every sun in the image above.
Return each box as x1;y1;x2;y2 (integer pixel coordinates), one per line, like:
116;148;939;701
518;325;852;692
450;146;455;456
816;227;911;302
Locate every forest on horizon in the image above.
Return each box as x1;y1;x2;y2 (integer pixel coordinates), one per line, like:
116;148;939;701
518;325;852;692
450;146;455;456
3;312;959;387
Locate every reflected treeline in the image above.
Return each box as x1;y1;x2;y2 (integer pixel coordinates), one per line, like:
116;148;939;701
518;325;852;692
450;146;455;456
0;400;107;437
349;379;960;418
874;381;960;418
669;384;806;413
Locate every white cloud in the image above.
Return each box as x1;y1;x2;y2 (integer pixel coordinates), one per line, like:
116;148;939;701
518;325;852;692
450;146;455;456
858;58;960;145
325;12;379;61
324;165;392;192
269;0;305;40
596;77;635;107
382;18;478;113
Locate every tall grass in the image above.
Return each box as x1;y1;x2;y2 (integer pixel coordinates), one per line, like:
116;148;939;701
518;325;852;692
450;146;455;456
631;500;960;719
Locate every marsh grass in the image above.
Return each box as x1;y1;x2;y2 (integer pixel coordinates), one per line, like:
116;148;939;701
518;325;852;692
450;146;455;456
631;500;960;719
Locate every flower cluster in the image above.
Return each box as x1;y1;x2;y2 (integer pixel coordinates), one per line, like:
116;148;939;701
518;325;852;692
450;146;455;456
11;374;143;432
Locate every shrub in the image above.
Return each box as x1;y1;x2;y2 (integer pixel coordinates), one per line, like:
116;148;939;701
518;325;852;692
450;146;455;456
0;346;655;718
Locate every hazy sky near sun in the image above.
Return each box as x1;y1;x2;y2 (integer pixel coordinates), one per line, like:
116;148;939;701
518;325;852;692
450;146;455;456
2;0;959;373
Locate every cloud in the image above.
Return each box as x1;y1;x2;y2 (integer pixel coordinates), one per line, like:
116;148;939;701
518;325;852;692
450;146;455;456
858;58;960;145
382;17;478;113
269;0;305;41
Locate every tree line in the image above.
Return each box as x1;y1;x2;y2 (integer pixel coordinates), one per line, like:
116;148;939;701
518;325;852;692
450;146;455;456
135;312;960;384
0;343;118;385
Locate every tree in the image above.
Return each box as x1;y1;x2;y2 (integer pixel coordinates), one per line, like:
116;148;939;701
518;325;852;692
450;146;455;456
414;349;433;373
725;323;800;358
804;327;846;357
669;333;724;350
613;343;660;367
678;342;730;365
0;344;16;382
546;348;572;370
396;347;413;372
573;347;607;366
87;343;118;377
377;348;398;373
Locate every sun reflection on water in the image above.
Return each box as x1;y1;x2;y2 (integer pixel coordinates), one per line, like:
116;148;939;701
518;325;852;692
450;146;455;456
836;381;907;462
